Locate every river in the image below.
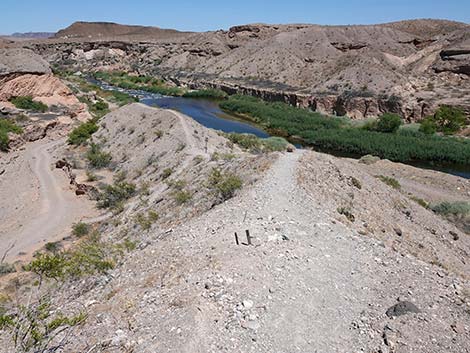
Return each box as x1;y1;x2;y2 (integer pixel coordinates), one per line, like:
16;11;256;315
92;80;470;179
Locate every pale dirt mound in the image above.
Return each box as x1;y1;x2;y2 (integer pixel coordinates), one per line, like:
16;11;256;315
297;152;470;277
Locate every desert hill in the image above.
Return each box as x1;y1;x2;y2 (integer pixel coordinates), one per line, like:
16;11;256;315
27;19;470;120
55;21;191;40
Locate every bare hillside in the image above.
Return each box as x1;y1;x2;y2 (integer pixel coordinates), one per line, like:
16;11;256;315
28;19;470;120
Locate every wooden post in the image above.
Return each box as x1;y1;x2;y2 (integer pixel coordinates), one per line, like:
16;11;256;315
246;230;252;245
234;232;239;245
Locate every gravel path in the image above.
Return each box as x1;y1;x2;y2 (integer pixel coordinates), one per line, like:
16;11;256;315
67;150;469;352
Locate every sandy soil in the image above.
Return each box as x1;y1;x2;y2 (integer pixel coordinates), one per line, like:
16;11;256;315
0;138;99;263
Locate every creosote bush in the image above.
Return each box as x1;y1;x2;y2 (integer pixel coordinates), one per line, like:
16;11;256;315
86;143;112;168
24;232;114;281
0;298;86;353
72;222;90;237
97;181;136;210
207;168;243;202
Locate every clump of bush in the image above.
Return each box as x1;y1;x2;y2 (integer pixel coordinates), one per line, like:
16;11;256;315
0;298;86;353
86;143;112;168
9;96;47;112
419;106;467;135
375;175;401;189
25;233;114;280
97;181;136;210
207;168;243;202
431;201;470;233
67;120;98;145
362;113;402;133
183;89;228;99
0;263;16;275
72;222;90;237
431;201;470;216
0;119;23;151
174;190;192;204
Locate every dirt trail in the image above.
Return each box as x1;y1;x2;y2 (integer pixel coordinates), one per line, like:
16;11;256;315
0;139;98;262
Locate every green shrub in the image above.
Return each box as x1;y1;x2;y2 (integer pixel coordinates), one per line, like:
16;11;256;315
376;175;401;189
161;168;173;179
0;298;86;352
67;120;98;145
409;196;428;208
420;106;467;135
44;242;61;253
72;222;90;237
0;119;23;151
375;113;402;133
208;168;243;201
0;263;15;275
431;201;470;216
174;190;192;204
419;118;437;135
97;181;136;209
337;207;355;222
9;96;47;112
25;233;114;280
86;143;112;168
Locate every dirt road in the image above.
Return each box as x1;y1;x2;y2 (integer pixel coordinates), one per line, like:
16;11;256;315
0;139;98;263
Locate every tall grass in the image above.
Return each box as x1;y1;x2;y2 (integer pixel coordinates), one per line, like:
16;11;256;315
220;95;470;165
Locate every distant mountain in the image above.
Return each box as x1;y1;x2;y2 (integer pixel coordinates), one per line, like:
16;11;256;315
54;21;190;39
10;32;55;39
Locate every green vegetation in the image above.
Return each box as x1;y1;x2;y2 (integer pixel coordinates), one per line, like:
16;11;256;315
67;119;99;145
225;132;289;152
375;175;401;189
174;190;192;204
86;143;112;168
25;233;114;281
0;298;86;353
419;106;467;135
0;119;23;151
431;201;470;216
207;168;243;202
409;195;428;208
93;71;185;96
374;113;403;133
97;181;136;210
337;207;355;222
183;88;228;99
431;201;470;233
9;96;47;113
78;97;110;118
220;95;470;165
71;222;90;237
0;263;15;275
134;210;159;230
161;168;173;179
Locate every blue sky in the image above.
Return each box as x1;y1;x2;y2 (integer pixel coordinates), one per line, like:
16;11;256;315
0;0;468;34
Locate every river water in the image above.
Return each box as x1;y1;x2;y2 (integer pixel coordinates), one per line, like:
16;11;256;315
93;80;470;179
